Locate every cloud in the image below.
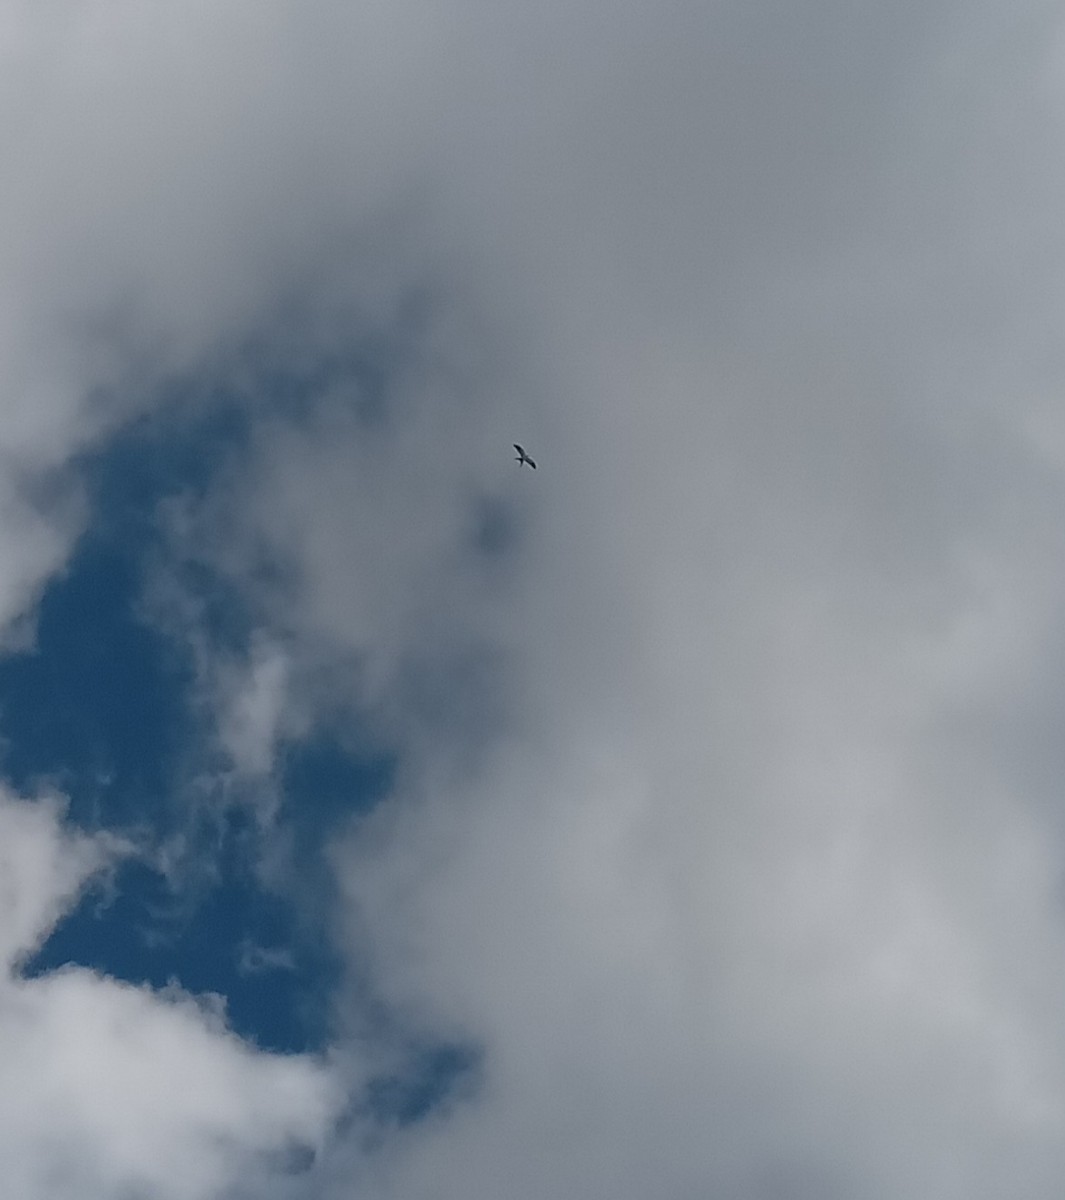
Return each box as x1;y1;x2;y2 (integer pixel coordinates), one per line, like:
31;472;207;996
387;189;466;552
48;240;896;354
217;638;292;778
238;939;298;976
5;0;1065;1198
0;792;340;1200
215;4;1065;1197
0;793;111;969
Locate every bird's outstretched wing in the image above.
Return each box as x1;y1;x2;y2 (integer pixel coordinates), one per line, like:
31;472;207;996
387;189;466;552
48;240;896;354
526;456;536;469
514;444;526;456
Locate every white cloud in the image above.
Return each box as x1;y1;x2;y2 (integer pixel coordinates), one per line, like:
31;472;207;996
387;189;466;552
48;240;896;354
0;793;109;969
217;638;292;777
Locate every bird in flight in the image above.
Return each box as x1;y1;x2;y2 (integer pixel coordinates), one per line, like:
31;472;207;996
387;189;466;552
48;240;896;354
514;443;537;469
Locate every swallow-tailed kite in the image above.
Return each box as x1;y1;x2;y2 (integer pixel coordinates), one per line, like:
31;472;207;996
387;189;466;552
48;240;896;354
514;444;536;469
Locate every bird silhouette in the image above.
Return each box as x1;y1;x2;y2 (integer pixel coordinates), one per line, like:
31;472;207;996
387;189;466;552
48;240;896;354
514;444;537;469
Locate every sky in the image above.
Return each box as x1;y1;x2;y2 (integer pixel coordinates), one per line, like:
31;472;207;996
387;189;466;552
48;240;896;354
4;1;1065;1197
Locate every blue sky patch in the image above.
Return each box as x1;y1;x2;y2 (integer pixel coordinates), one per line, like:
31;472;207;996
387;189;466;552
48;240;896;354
279;735;395;864
366;1043;482;1126
0;537;195;832
4;381;399;1058
23;804;342;1053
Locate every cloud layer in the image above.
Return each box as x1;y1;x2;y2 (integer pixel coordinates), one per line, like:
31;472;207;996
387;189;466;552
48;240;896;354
6;1;1065;1197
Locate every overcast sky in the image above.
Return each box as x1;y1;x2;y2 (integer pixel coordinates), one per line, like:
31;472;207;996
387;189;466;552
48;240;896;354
4;1;1065;1197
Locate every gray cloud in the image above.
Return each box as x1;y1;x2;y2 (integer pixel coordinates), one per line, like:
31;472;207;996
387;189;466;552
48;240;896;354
6;0;1065;1197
